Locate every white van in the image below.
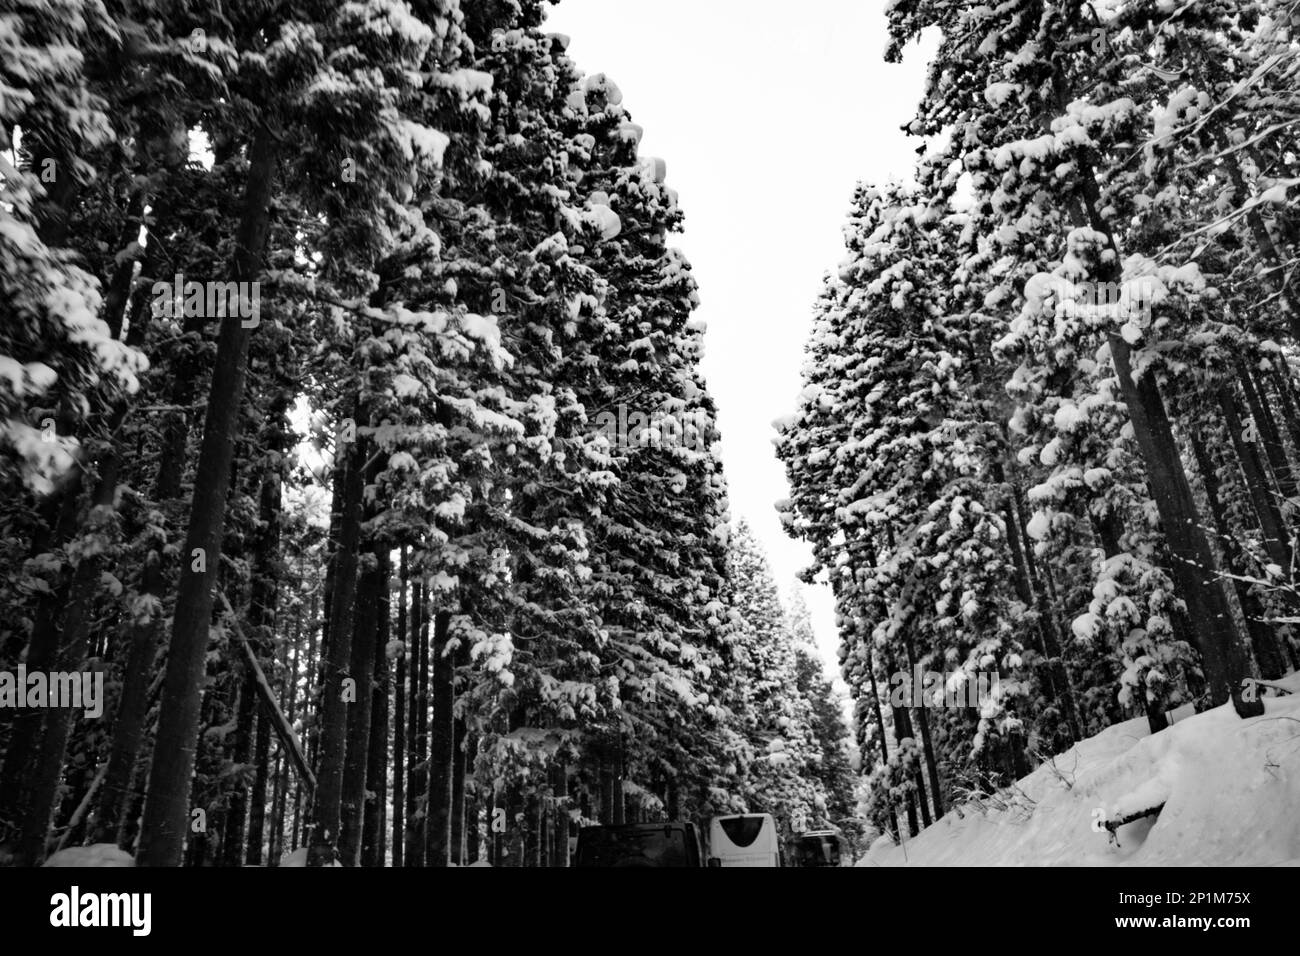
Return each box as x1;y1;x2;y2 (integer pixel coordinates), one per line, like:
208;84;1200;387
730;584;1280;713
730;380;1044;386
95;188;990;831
707;813;782;867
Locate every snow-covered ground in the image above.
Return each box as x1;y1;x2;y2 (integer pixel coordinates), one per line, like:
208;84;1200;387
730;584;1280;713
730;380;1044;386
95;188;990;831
861;674;1300;867
43;844;135;867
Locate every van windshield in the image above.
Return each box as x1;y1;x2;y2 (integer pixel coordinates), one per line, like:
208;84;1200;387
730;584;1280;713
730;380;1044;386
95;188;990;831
719;816;766;847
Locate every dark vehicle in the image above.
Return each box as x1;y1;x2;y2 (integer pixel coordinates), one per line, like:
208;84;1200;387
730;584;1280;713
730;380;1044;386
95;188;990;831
792;829;849;867
572;822;704;867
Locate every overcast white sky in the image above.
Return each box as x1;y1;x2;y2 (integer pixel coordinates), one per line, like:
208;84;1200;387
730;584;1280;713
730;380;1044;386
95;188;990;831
544;0;936;678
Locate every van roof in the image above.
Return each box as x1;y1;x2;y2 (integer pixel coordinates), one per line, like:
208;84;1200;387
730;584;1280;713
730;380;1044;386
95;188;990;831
580;822;692;831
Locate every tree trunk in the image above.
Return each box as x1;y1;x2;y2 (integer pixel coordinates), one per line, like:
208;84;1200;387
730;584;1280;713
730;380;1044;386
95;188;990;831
136;126;280;867
338;543;379;866
450;644;468;866
1001;467;1083;743
1239;361;1298;509
1071;159;1259;718
10;451;124;864
405;578;428;866
293;589;319;852
220;667;257;867
362;549;391;867
1090;511;1171;732
1189;428;1288;680
1219;388;1294;576
269;606;301;865
612;738;626;827
506;784;523;867
90;554;164;847
310;414;369;866
246;703;272;865
0;496;78;826
62;192;180;850
863;644;900;841
243;396;289;866
465;734;480;864
391;548;407;867
425;612;454;867
877;659;922;835
547;761;566;867
466;777;481;865
903;639;944;821
897;702;931;829
1268;361;1300;468
488;783;502;866
1106;334;1261;717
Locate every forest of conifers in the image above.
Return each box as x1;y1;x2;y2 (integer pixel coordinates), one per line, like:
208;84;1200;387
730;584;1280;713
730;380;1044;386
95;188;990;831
0;0;856;867
776;0;1300;838
2;0;1299;868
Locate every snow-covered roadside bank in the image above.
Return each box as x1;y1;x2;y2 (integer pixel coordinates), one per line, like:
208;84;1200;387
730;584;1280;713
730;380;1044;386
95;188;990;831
861;674;1300;867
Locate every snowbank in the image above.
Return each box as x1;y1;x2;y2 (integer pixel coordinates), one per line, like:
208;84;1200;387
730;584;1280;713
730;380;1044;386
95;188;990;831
278;847;342;867
43;844;135;867
861;674;1300;866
